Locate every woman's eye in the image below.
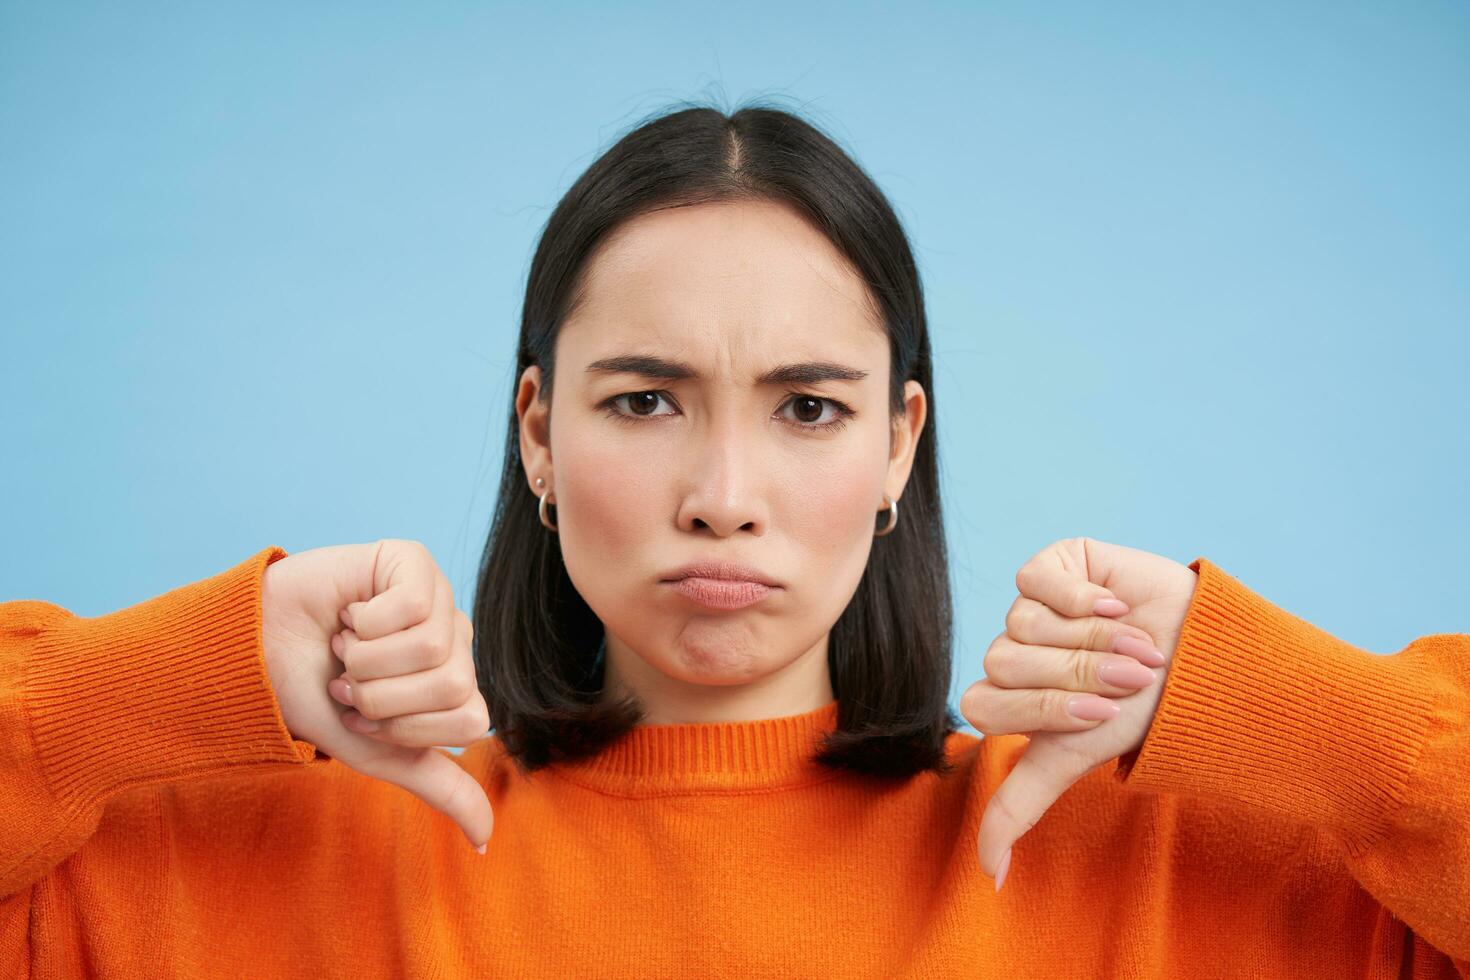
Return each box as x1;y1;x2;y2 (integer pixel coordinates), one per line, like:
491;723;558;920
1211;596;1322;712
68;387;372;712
779;395;849;429
612;391;676;418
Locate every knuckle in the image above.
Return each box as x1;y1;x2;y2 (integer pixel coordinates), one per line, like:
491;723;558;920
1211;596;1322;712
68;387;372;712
991;787;1039;833
1068;649;1094;690
433;671;458;705
458;692;490;740
959;680;988;724
420;629;449;664
1038;688;1069;723
352;686;382;720
435;764;476;822
440;770;472;814
1085;618;1111;652
1054;735;1103;775
405;592;433;623
377;713;414;742
981;637;1012;681
460;701;490;741
1030;743;1075;784
447;669;478;705
1014;551;1047;593
1003;600;1030;639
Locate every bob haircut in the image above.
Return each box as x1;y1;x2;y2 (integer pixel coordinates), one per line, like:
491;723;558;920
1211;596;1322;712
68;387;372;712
472;98;960;781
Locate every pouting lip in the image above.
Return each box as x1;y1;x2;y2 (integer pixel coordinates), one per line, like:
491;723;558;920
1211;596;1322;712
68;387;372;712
660;559;781;588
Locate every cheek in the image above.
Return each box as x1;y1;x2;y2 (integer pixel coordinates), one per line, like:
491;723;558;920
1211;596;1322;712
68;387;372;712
552;427;659;600
777;440;888;567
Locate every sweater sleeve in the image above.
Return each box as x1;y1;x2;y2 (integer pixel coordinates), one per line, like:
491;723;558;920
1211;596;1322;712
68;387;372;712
1112;557;1470;970
0;545;333;909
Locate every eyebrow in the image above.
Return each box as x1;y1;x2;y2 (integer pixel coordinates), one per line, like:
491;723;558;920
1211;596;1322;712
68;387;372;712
584;354;868;387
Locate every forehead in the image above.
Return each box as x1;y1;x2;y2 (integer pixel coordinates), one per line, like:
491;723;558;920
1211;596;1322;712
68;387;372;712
560;199;885;371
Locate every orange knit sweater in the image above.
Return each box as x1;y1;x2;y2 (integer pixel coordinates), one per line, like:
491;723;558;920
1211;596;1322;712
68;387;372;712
1;546;1467;979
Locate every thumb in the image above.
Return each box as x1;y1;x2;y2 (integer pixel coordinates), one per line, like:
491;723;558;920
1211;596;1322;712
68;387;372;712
357;746;494;853
976;733;1099;884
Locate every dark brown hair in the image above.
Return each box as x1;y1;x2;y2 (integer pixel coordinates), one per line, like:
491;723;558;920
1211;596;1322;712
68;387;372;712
471;98;958;781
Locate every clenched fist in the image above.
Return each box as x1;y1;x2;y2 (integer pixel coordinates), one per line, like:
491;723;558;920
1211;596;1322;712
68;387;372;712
260;538;493;853
962;537;1198;891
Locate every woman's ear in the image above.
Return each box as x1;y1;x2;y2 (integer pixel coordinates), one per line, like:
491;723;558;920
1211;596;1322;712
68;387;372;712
885;379;927;500
517;365;553;491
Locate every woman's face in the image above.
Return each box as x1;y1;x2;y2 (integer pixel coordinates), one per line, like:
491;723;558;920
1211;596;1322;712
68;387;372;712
516;198;926;723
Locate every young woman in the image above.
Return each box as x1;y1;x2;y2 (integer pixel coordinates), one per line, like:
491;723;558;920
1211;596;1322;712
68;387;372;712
3;104;1466;979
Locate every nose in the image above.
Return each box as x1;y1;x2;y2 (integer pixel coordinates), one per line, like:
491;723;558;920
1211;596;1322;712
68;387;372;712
675;408;769;537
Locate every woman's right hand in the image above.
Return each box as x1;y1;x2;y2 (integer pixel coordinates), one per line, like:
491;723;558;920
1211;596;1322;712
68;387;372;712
260;539;493;853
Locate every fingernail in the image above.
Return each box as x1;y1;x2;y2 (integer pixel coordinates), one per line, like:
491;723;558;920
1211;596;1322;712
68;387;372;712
329;676;355;706
341;606;355;630
475;843;487;855
1098;659;1156;689
1113;633;1167;667
1094;597;1129;616
994;847;1012;892
1067;695;1121;720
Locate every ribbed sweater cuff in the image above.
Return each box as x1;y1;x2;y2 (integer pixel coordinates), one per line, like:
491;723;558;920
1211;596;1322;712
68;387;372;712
25;546;330;808
1113;557;1434;850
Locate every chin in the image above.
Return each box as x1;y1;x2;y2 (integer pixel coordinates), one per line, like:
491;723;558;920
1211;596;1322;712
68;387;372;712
669;640;764;681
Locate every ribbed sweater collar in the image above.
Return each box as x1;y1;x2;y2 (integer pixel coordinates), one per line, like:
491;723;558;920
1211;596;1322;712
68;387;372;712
545;698;844;797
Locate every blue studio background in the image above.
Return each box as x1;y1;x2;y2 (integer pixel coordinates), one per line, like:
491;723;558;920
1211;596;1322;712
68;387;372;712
3;2;1467;739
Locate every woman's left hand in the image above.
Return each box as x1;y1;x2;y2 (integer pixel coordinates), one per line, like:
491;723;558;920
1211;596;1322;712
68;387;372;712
960;537;1199;890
